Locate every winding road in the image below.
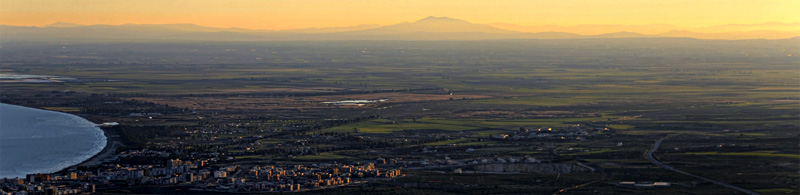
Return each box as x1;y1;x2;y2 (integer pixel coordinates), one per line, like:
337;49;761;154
646;136;759;195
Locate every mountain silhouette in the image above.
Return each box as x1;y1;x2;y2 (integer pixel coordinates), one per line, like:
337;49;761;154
360;16;518;34
43;22;83;28
1;17;798;42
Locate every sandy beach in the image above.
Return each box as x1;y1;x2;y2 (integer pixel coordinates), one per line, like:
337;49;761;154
58;126;123;173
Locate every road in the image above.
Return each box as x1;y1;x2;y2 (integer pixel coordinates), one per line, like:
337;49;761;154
554;179;605;195
646;136;759;195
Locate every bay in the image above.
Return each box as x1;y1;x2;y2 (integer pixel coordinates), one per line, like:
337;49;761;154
0;103;106;178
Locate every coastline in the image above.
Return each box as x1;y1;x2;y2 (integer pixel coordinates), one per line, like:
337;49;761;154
0;103;115;178
57;125;121;173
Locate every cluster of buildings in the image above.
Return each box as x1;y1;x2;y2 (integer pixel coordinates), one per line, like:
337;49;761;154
403;155;542;168
1;174;94;195
201;163;402;193
1;152;403;194
495;125;614;141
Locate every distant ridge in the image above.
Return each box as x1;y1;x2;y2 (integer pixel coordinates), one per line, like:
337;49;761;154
488;22;800;36
588;31;654;38
488;23;679;35
658;30;800;40
281;24;381;34
354;16;519;34
2;17;798;42
44;22;83;28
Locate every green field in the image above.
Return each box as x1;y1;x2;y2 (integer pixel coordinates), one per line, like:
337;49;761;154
320;115;624;135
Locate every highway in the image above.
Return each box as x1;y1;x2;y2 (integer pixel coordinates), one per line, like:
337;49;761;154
554;179;605;195
646;136;759;195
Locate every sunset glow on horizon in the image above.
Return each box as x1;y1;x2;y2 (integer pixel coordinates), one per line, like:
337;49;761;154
2;0;799;30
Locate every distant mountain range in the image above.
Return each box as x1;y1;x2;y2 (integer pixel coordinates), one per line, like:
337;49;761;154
1;16;798;42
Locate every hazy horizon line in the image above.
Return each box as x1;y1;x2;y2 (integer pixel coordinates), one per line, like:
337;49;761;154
3;16;799;32
3;16;799;40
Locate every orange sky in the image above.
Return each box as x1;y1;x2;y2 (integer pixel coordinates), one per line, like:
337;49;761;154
2;0;799;30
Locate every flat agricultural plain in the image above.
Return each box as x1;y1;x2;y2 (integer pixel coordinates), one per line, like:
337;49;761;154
1;39;798;194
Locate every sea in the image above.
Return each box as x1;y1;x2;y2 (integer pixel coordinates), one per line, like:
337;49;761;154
0;103;106;179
